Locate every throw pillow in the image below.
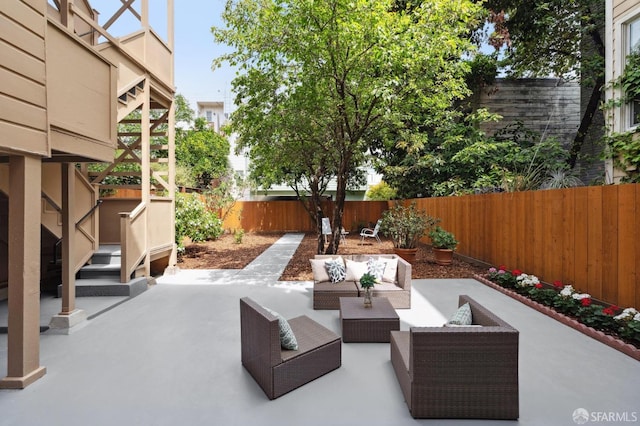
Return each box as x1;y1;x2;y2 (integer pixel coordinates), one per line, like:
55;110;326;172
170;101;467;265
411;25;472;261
264;307;299;350
309;259;331;282
447;302;473;325
367;257;386;281
381;258;398;283
325;257;346;283
345;259;368;282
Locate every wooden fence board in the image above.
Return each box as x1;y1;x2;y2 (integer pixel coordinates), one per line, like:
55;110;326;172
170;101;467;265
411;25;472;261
587;186;603;298
617;184;636;307
562;189;576;285
602;187;619;303
573;187;589;291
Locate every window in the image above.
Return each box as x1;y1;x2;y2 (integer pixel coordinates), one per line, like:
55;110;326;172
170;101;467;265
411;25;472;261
205;110;213;122
627;18;640;127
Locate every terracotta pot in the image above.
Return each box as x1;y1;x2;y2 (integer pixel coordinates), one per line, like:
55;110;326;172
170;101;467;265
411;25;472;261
433;248;454;265
394;247;417;264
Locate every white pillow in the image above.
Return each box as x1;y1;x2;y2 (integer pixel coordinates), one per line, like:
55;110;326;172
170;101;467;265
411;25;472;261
325;257;346;283
345;259;368;282
309;259;331;282
381;258;398;283
367;257;386;281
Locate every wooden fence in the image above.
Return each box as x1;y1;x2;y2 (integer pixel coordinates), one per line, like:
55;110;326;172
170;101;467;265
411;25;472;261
222;200;388;233
219;185;640;309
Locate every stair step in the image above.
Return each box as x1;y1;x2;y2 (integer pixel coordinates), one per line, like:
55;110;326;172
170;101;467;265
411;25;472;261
77;263;120;279
57;277;148;298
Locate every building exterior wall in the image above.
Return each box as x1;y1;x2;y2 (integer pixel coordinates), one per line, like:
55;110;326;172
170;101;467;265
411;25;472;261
474;78;581;148
0;0;49;157
606;0;640;183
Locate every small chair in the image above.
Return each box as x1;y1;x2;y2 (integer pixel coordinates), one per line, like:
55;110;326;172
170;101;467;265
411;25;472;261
359;219;382;244
240;297;341;399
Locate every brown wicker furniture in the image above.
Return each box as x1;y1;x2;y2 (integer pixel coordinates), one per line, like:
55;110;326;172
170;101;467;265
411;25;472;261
240;297;342;400
390;295;519;419
339;297;400;342
312;254;411;310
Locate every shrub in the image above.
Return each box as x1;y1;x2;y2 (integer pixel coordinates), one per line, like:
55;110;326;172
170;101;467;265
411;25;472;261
175;193;223;253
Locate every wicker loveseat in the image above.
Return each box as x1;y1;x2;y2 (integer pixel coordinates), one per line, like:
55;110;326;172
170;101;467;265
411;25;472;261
240;297;342;399
390;295;519;419
311;254;411;310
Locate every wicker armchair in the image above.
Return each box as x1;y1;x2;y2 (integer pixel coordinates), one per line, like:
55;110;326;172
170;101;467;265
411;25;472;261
240;297;341;399
390;295;519;419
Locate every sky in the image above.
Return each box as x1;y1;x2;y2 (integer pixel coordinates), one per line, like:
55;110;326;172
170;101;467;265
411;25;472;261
173;0;237;112
87;0;236;113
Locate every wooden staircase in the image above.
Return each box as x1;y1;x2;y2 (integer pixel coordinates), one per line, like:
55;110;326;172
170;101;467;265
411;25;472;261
57;245;148;298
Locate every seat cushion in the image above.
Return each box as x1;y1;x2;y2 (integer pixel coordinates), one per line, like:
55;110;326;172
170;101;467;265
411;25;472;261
314;280;358;292
281;316;341;361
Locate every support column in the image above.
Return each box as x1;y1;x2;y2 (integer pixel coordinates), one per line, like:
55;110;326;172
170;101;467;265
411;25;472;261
141;82;151;277
49;163;86;333
0;155;46;389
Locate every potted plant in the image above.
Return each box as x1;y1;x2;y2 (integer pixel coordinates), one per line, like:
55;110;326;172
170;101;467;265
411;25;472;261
359;272;377;307
428;226;458;265
380;201;438;263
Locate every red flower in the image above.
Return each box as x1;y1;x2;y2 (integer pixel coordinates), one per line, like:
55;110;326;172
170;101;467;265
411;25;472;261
602;305;619;316
512;269;522;276
581;298;591;307
553;280;563;289
535;283;543;289
498;265;508;271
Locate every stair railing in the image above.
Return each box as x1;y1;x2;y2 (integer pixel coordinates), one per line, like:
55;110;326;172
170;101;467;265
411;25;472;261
120;202;147;283
75;199;103;229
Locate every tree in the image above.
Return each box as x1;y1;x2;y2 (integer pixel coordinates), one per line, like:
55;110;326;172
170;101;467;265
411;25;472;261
175;117;231;188
213;0;483;254
480;0;606;169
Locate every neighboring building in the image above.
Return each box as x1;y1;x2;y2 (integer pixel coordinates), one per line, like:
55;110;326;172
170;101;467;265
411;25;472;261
197;100;382;200
473;78;582;148
472;77;610;185
0;1;176;388
605;0;640;183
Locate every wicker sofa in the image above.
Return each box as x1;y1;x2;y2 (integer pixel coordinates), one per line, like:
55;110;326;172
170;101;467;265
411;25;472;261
311;254;411;310
240;297;341;399
390;295;519;419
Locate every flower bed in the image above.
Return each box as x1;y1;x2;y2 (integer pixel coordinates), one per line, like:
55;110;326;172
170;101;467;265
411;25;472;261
474;266;640;361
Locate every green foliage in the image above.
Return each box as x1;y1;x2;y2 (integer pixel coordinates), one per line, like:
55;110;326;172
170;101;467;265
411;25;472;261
602;50;640;182
359;272;376;289
428;226;458;250
175;193;224;253
176;118;231;188
233;228;245;244
377;109;571;197
480;0;604;81
619;50;640;102
366;181;397;201
213;0;483;253
380;202;439;249
540;169;584;189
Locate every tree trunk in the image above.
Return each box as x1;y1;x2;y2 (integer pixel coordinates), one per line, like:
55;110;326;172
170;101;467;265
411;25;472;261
325;173;346;255
567;75;604;169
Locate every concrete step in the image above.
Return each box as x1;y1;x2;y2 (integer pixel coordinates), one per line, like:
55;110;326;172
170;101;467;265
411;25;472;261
90;245;122;265
57;277;148;298
77;263;121;279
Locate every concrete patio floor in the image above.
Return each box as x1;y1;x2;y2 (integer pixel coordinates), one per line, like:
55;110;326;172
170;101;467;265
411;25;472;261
1;233;638;426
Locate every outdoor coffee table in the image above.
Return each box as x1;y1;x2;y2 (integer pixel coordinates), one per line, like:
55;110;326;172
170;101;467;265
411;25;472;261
339;297;400;343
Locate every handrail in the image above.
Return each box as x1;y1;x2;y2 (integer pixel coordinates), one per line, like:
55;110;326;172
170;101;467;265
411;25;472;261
76;199;103;229
41;191;62;213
